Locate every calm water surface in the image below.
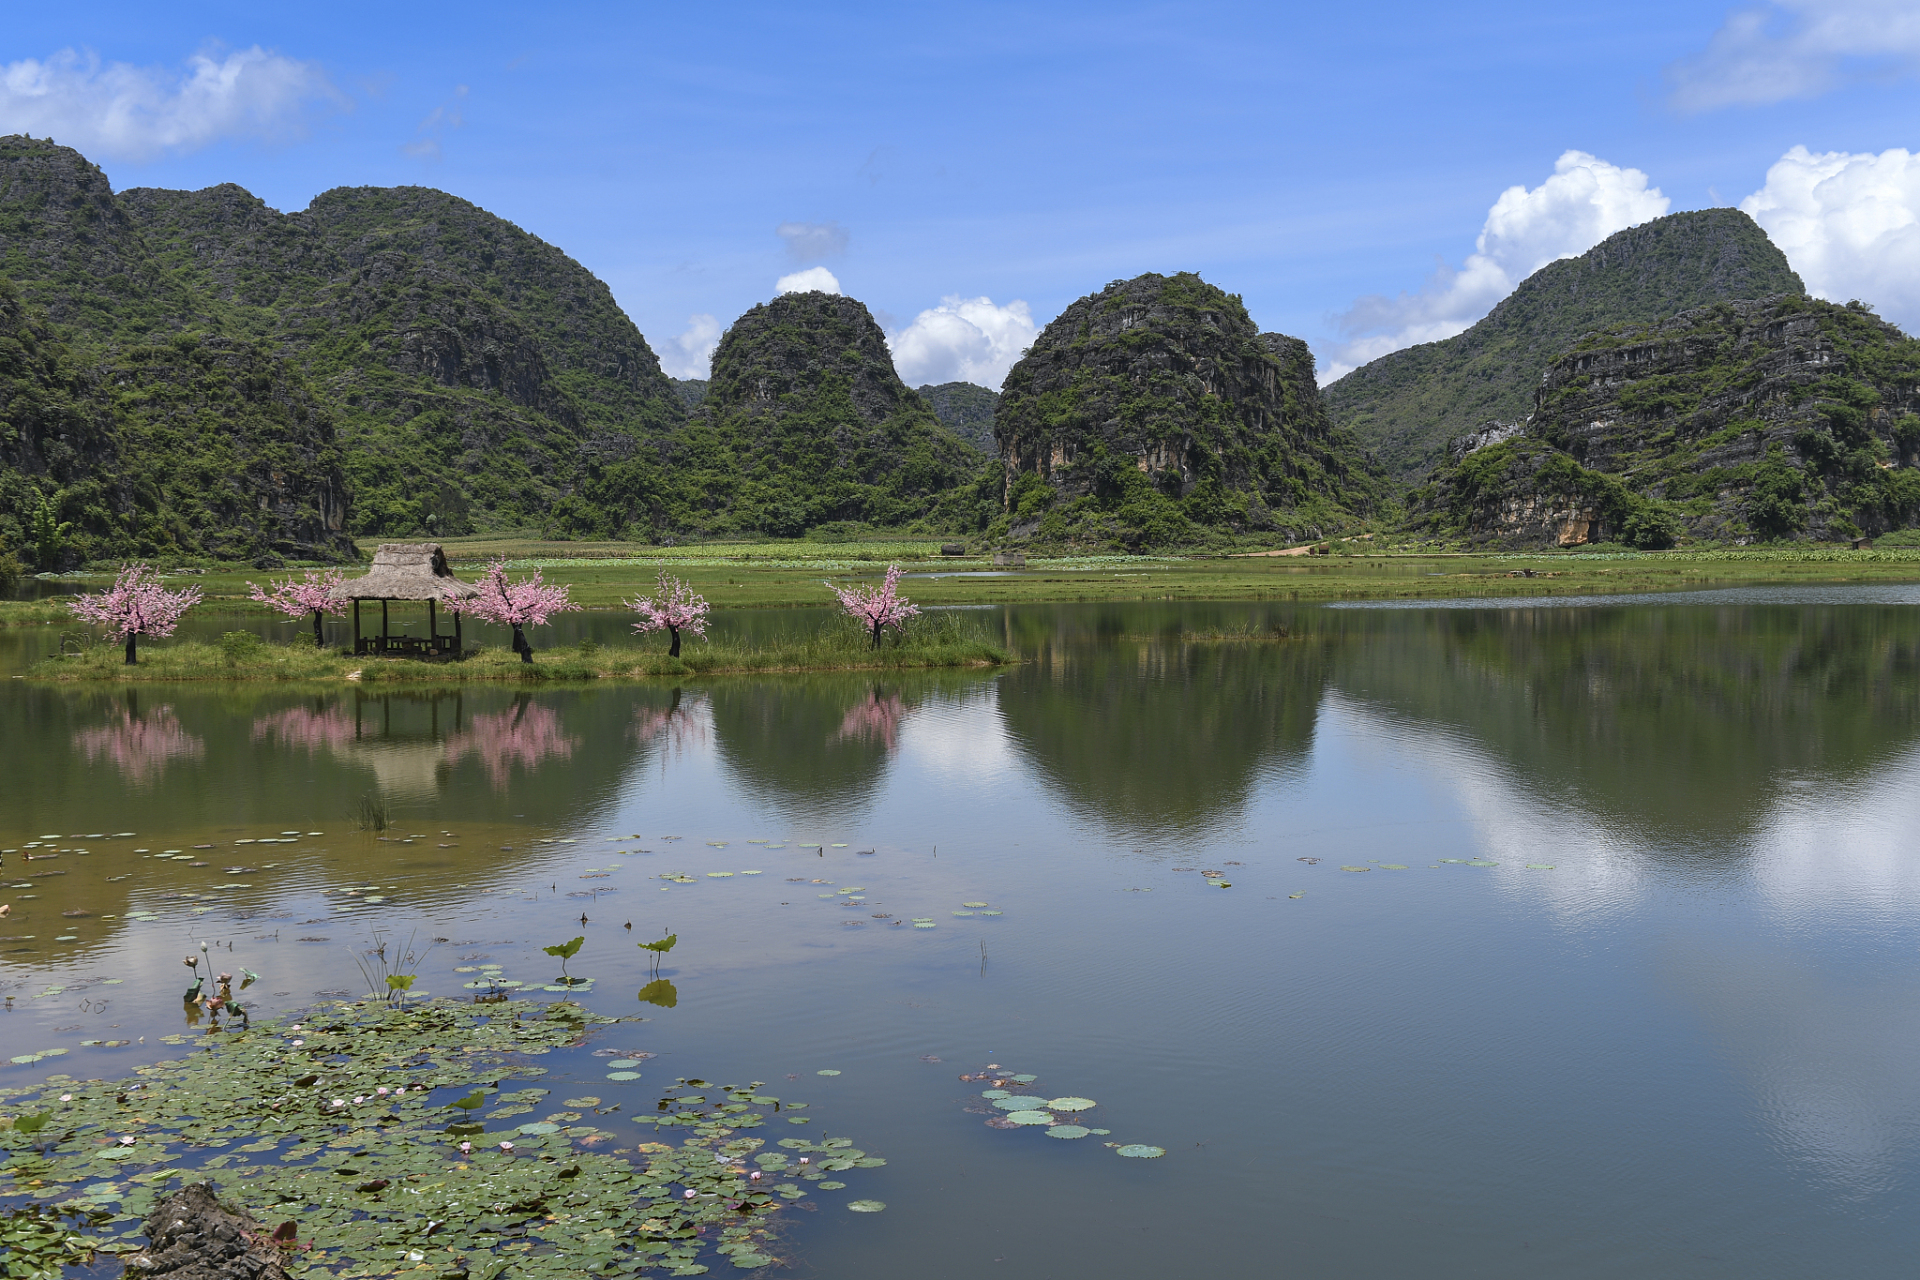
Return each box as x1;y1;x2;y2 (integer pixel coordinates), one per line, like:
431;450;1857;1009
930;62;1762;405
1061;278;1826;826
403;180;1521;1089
6;592;1920;1278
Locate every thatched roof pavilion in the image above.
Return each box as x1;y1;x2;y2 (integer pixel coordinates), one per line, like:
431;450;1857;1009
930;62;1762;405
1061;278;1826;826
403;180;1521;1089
330;543;479;657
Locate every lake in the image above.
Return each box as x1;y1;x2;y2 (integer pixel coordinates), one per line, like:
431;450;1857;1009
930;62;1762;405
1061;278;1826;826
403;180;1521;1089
5;589;1920;1278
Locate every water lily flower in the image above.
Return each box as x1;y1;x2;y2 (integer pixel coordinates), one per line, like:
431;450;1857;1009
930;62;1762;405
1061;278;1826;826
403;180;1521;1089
119;1135;135;1145
749;1171;762;1181
798;1157;808;1165
59;1094;72;1102
331;1099;346;1108
459;1142;472;1154
353;1096;366;1104
291;1040;304;1047
291;1024;302;1031
499;1141;514;1151
393;1088;405;1096
683;1189;697;1200
377;1087;389;1096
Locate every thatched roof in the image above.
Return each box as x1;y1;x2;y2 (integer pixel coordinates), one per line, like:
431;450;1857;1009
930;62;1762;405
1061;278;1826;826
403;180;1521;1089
330;544;480;602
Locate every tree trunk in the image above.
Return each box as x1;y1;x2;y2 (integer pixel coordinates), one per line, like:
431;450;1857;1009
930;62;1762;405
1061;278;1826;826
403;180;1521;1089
870;621;883;649
513;623;533;663
124;633;138;665
668;625;681;658
312;609;325;647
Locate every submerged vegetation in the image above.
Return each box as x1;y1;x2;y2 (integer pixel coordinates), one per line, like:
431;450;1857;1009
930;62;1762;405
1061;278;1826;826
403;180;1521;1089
0;997;881;1276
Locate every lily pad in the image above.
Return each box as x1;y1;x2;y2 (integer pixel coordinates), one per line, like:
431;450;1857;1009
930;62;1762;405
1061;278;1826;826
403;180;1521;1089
912;922;936;929
1466;860;1499;867
846;1200;885;1212
1380;864;1409;870
516;1122;561;1135
980;1089;1010;1099
1340;865;1370;872
1005;1111;1053;1125
1527;864;1556;870
816;1069;841;1076
607;1071;641;1081
609;1059;643;1068
1046;1097;1096;1111
961;902;988;908
991;1096;1041;1110
1046;1125;1090;1139
1115;1144;1165;1158
1010;1074;1037;1083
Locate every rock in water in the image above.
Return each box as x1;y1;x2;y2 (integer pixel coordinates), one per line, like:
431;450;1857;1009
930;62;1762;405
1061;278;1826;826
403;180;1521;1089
1413;296;1920;547
1323;209;1807;482
993;271;1387;547
123;1183;289;1280
684;290;981;536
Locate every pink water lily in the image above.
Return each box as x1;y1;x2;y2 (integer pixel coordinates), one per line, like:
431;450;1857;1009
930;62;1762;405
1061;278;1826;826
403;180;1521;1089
499;1141;515;1151
459;1142;472;1154
749;1171;762;1181
377;1087;389;1096
59;1094;72;1102
291;1039;304;1047
683;1189;697;1200
119;1135;136;1145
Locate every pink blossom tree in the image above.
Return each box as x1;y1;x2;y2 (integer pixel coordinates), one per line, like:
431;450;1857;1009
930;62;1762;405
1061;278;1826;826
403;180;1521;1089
246;568;347;647
459;558;579;663
832;564;920;647
68;563;203;665
627;572;710;658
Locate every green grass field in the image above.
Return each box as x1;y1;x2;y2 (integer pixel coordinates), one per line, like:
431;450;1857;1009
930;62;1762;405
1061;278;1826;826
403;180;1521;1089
17;536;1920;621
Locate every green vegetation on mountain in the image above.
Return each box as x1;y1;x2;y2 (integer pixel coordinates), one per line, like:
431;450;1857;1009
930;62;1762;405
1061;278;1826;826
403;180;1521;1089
667;291;988;537
916;381;998;453
1324;209;1807;481
1412;296;1920;546
993;271;1391;549
0;136;687;563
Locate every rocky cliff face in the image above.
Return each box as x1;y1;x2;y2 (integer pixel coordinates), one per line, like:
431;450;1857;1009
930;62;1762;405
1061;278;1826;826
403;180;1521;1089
1325;210;1807;481
916;381;997;453
1415;296;1920;546
993;272;1386;546
0;136;687;554
676;291;980;535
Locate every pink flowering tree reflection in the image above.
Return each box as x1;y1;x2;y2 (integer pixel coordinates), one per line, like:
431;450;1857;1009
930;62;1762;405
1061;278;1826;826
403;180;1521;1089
73;703;205;785
632;688;710;757
831;564;919;647
834;688;907;752
461;559;579;663
444;699;578;788
247;568;347;646
252;704;355;754
627;573;710;658
68;563;202;664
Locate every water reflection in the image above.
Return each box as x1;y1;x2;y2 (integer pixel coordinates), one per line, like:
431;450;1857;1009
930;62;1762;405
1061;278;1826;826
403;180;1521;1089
444;698;579;790
71;698;204;786
833;688;906;751
631;687;710;757
252;703;355;753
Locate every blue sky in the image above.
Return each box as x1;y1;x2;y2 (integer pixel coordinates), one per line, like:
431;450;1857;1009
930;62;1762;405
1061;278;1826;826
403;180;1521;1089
4;0;1918;387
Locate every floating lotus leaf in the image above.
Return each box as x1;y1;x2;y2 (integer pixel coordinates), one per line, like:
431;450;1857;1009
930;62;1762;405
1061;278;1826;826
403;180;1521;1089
992;1096;1040;1110
1380;864;1409;870
1340;866;1370;872
1527;864;1556;870
980;1089;1010;1099
516;1122;561;1134
913;922;936;929
1047;1097;1095;1111
817;1069;841;1076
847;1200;885;1212
1010;1074;1037;1083
1116;1144;1165;1158
563;1097;601;1107
609;1059;642;1068
952;911;975;917
606;1071;641;1081
980;910;1003;916
1089;1128;1111;1135
1005;1111;1053;1125
961;902;988;908
1466;860;1499;867
1046;1125;1090;1139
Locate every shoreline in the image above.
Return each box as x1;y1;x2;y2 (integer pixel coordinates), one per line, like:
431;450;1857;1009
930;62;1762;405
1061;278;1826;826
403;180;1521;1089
24;636;1015;683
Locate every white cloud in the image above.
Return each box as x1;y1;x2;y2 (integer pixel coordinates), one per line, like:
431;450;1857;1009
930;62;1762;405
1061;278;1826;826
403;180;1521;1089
1321;151;1669;382
887;295;1037;389
776;266;841;295
0;45;338;162
1741;145;1920;327
1666;0;1920;112
401;84;467;162
776;220;847;262
658;313;721;379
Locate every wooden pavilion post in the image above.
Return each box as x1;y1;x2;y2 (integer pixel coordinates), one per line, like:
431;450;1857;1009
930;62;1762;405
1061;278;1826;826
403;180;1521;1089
429;598;438;654
381;599;389;654
454;609;463;656
353;600;362;654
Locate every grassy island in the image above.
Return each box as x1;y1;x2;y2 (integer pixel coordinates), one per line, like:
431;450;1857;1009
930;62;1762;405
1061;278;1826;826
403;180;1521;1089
26;619;1011;684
